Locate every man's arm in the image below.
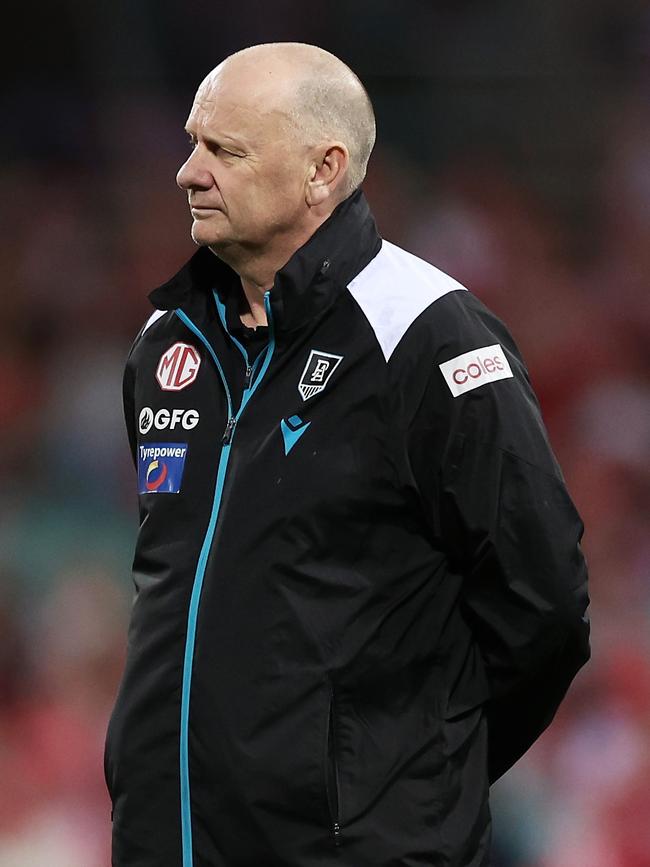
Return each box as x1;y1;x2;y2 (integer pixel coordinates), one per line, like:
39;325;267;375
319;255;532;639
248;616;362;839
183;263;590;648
405;292;590;782
122;309;169;468
123;348;137;468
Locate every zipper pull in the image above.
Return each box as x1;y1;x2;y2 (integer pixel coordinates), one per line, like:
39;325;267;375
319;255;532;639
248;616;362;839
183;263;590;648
244;364;253;388
222;417;236;444
333;822;341;846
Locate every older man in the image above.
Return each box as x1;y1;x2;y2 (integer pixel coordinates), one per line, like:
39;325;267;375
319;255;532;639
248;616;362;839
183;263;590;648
104;42;590;867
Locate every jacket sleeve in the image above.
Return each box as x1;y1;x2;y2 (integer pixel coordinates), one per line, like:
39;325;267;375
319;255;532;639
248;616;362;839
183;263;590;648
122;326;147;469
405;292;591;782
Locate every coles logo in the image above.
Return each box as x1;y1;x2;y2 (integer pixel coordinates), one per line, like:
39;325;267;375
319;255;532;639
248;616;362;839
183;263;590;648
156;343;201;391
137;443;188;494
439;343;513;397
139;407;199;434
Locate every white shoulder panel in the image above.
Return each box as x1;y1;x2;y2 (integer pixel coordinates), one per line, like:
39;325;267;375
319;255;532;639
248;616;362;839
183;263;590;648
347;240;467;361
141;308;167;336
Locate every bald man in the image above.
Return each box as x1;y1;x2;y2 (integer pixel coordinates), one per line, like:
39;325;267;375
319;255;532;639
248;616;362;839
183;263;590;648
104;42;590;867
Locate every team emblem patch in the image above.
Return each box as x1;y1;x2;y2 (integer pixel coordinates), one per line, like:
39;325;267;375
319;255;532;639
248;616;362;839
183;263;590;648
137;443;188;494
156;343;201;391
298;350;343;401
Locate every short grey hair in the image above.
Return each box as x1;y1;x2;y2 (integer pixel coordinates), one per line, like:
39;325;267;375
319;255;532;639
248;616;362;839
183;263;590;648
286;62;376;196
222;43;377;196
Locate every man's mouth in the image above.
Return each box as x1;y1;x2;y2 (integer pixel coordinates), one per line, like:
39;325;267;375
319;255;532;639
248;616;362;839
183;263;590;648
190;205;222;217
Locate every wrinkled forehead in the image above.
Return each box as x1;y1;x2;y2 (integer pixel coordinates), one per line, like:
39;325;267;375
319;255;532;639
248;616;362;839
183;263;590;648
187;61;295;141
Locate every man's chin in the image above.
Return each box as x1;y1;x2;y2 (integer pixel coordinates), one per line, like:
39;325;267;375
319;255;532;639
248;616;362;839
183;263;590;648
190;222;228;248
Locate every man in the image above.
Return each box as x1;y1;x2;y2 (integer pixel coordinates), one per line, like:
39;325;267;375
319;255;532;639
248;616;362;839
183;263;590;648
104;42;590;867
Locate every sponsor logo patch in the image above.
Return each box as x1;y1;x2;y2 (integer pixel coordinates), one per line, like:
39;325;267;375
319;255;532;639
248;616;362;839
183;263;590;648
439;344;513;397
139;407;199;434
298;350;343;401
156;343;201;391
137;443;188;494
280;415;311;455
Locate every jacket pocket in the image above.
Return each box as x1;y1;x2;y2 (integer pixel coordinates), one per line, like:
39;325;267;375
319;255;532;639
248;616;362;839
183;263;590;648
324;684;343;846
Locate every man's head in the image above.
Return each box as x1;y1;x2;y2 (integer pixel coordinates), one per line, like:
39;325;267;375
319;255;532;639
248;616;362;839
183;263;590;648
176;42;376;268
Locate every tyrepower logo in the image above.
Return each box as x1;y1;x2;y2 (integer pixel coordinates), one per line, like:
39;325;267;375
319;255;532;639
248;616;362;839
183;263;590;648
156;343;201;391
137;443;188;494
439;344;513;397
139;407;199;434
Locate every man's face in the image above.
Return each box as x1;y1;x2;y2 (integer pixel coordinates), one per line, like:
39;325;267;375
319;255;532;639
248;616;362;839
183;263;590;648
176;65;311;255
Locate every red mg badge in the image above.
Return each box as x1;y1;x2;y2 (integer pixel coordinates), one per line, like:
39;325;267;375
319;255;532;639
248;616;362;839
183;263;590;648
156;343;201;391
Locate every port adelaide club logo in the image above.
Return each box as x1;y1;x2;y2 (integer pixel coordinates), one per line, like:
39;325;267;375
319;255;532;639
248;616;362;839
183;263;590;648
298;350;343;401
156;342;201;391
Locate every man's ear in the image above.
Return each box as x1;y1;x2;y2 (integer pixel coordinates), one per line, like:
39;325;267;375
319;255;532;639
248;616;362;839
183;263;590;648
305;143;350;206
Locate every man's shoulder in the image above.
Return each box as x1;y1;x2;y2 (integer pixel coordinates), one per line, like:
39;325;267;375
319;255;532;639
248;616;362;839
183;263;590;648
350;238;469;299
133;307;176;347
124;308;178;372
139;308;171;337
347;238;489;363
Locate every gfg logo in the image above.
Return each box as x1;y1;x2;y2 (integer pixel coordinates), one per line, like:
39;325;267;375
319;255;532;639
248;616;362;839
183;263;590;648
439;344;513;397
156;343;201;391
139;407;200;434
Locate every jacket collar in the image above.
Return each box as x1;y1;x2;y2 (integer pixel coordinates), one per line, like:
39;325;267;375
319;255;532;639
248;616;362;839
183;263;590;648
148;189;382;336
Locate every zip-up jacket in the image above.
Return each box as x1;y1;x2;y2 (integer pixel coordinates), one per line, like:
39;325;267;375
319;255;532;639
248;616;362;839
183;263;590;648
105;189;590;867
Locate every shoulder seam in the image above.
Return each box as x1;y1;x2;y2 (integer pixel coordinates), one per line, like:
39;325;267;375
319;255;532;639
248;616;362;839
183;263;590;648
141;308;168;336
347;240;468;361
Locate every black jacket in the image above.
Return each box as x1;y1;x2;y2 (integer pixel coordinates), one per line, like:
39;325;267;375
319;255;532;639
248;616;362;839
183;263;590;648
105;190;590;867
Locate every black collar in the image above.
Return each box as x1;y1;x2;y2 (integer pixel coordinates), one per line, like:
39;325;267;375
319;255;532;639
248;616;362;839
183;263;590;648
148;189;382;336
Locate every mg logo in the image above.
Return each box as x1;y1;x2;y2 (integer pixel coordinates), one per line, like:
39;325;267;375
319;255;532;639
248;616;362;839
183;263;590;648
156;343;201;391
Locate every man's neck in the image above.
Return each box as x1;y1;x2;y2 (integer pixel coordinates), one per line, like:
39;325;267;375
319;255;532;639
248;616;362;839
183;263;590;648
208;246;278;328
209;223;321;329
239;277;269;328
208;197;346;328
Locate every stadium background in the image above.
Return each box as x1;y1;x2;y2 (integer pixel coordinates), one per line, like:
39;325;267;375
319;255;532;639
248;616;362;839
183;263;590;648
2;1;649;864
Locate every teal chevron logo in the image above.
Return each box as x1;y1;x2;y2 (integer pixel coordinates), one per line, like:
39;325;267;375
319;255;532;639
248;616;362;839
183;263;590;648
280;415;311;455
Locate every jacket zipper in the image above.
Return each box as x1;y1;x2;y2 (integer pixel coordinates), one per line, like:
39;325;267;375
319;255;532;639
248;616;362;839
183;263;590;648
222;416;236;444
173;292;275;867
327;686;343;846
214;292;267;446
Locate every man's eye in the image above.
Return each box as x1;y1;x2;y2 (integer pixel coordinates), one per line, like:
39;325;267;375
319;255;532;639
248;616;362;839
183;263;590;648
187;138;240;158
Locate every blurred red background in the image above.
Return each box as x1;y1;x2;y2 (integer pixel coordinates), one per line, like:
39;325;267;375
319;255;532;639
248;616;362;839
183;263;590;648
1;2;649;864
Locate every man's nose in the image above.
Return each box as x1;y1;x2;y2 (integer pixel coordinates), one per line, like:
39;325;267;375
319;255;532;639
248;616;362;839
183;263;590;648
176;149;213;191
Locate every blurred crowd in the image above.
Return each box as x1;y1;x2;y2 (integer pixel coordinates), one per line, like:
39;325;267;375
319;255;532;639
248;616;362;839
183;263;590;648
2;2;650;865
